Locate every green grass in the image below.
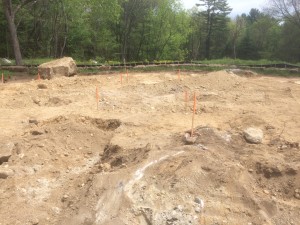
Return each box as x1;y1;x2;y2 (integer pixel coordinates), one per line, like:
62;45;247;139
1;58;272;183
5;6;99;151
252;68;300;77
4;57;300;67
0;70;13;78
194;58;300;66
78;64;300;77
23;58;54;65
2;57;299;77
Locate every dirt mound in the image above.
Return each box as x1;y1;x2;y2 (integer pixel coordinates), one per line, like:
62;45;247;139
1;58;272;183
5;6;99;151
229;69;258;77
100;143;151;169
0;114;123;224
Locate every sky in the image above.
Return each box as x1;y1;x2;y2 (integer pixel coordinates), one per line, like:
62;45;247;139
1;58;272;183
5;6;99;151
182;0;267;16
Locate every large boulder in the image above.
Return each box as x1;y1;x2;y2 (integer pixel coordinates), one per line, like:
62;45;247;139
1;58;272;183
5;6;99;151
38;57;77;79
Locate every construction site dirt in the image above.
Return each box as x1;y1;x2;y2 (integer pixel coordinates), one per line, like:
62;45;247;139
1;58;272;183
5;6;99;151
0;70;299;225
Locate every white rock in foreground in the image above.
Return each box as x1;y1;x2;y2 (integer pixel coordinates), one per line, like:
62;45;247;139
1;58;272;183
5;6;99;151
243;127;263;144
38;57;77;79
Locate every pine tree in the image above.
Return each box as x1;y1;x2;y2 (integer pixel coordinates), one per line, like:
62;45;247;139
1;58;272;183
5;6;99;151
197;0;232;59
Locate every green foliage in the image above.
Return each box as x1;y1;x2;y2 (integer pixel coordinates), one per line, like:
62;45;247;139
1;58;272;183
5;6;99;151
277;19;300;62
238;30;259;59
0;1;299;64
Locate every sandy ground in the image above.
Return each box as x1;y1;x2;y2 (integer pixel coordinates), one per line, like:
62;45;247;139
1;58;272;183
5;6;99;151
0;70;300;225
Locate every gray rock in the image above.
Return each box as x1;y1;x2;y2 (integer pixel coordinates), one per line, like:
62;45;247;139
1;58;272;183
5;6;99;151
0;142;14;164
184;133;197;145
0;58;12;65
195;206;201;213
194;197;204;205
175;205;184;212
243;127;263;144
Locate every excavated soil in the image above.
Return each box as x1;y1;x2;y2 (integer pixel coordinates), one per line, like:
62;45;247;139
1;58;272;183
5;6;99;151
0;70;299;225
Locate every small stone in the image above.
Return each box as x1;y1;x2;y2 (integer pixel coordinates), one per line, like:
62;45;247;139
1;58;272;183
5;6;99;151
31;129;44;136
0;168;14;179
175;205;184;211
264;190;270;194
31;218;39;225
0;142;14;164
61;194;69;202
29;119;38;125
294;193;300;200
248;169;254;173
194;197;204;208
295;189;300;193
37;84;47;89
243;127;263;144
195;207;201;213
184;133;197;145
121;163;127;168
99;163;111;171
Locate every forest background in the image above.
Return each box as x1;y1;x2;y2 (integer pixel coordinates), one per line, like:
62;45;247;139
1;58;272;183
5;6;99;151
1;0;299;66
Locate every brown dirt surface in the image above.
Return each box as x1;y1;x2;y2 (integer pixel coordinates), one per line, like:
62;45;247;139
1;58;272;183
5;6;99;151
0;70;300;225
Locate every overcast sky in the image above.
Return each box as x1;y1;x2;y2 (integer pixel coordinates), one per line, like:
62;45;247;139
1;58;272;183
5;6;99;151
182;0;267;16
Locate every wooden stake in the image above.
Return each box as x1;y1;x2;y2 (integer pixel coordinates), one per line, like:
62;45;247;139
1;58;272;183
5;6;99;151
191;91;197;136
38;73;41;80
1;73;3;84
178;69;181;80
126;69;129;83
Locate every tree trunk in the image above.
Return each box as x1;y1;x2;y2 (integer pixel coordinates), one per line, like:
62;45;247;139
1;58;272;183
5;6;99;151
205;12;212;59
2;0;23;65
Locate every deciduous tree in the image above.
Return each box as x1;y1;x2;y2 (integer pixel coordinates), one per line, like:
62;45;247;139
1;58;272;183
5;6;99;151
2;0;36;65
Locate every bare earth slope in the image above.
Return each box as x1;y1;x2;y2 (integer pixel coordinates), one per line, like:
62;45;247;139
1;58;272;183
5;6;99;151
0;70;299;225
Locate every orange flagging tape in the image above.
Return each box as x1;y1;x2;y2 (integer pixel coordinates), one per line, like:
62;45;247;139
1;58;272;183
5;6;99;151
191;91;197;136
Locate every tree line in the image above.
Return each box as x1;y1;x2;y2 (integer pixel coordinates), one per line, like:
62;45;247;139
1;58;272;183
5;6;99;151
1;0;300;65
